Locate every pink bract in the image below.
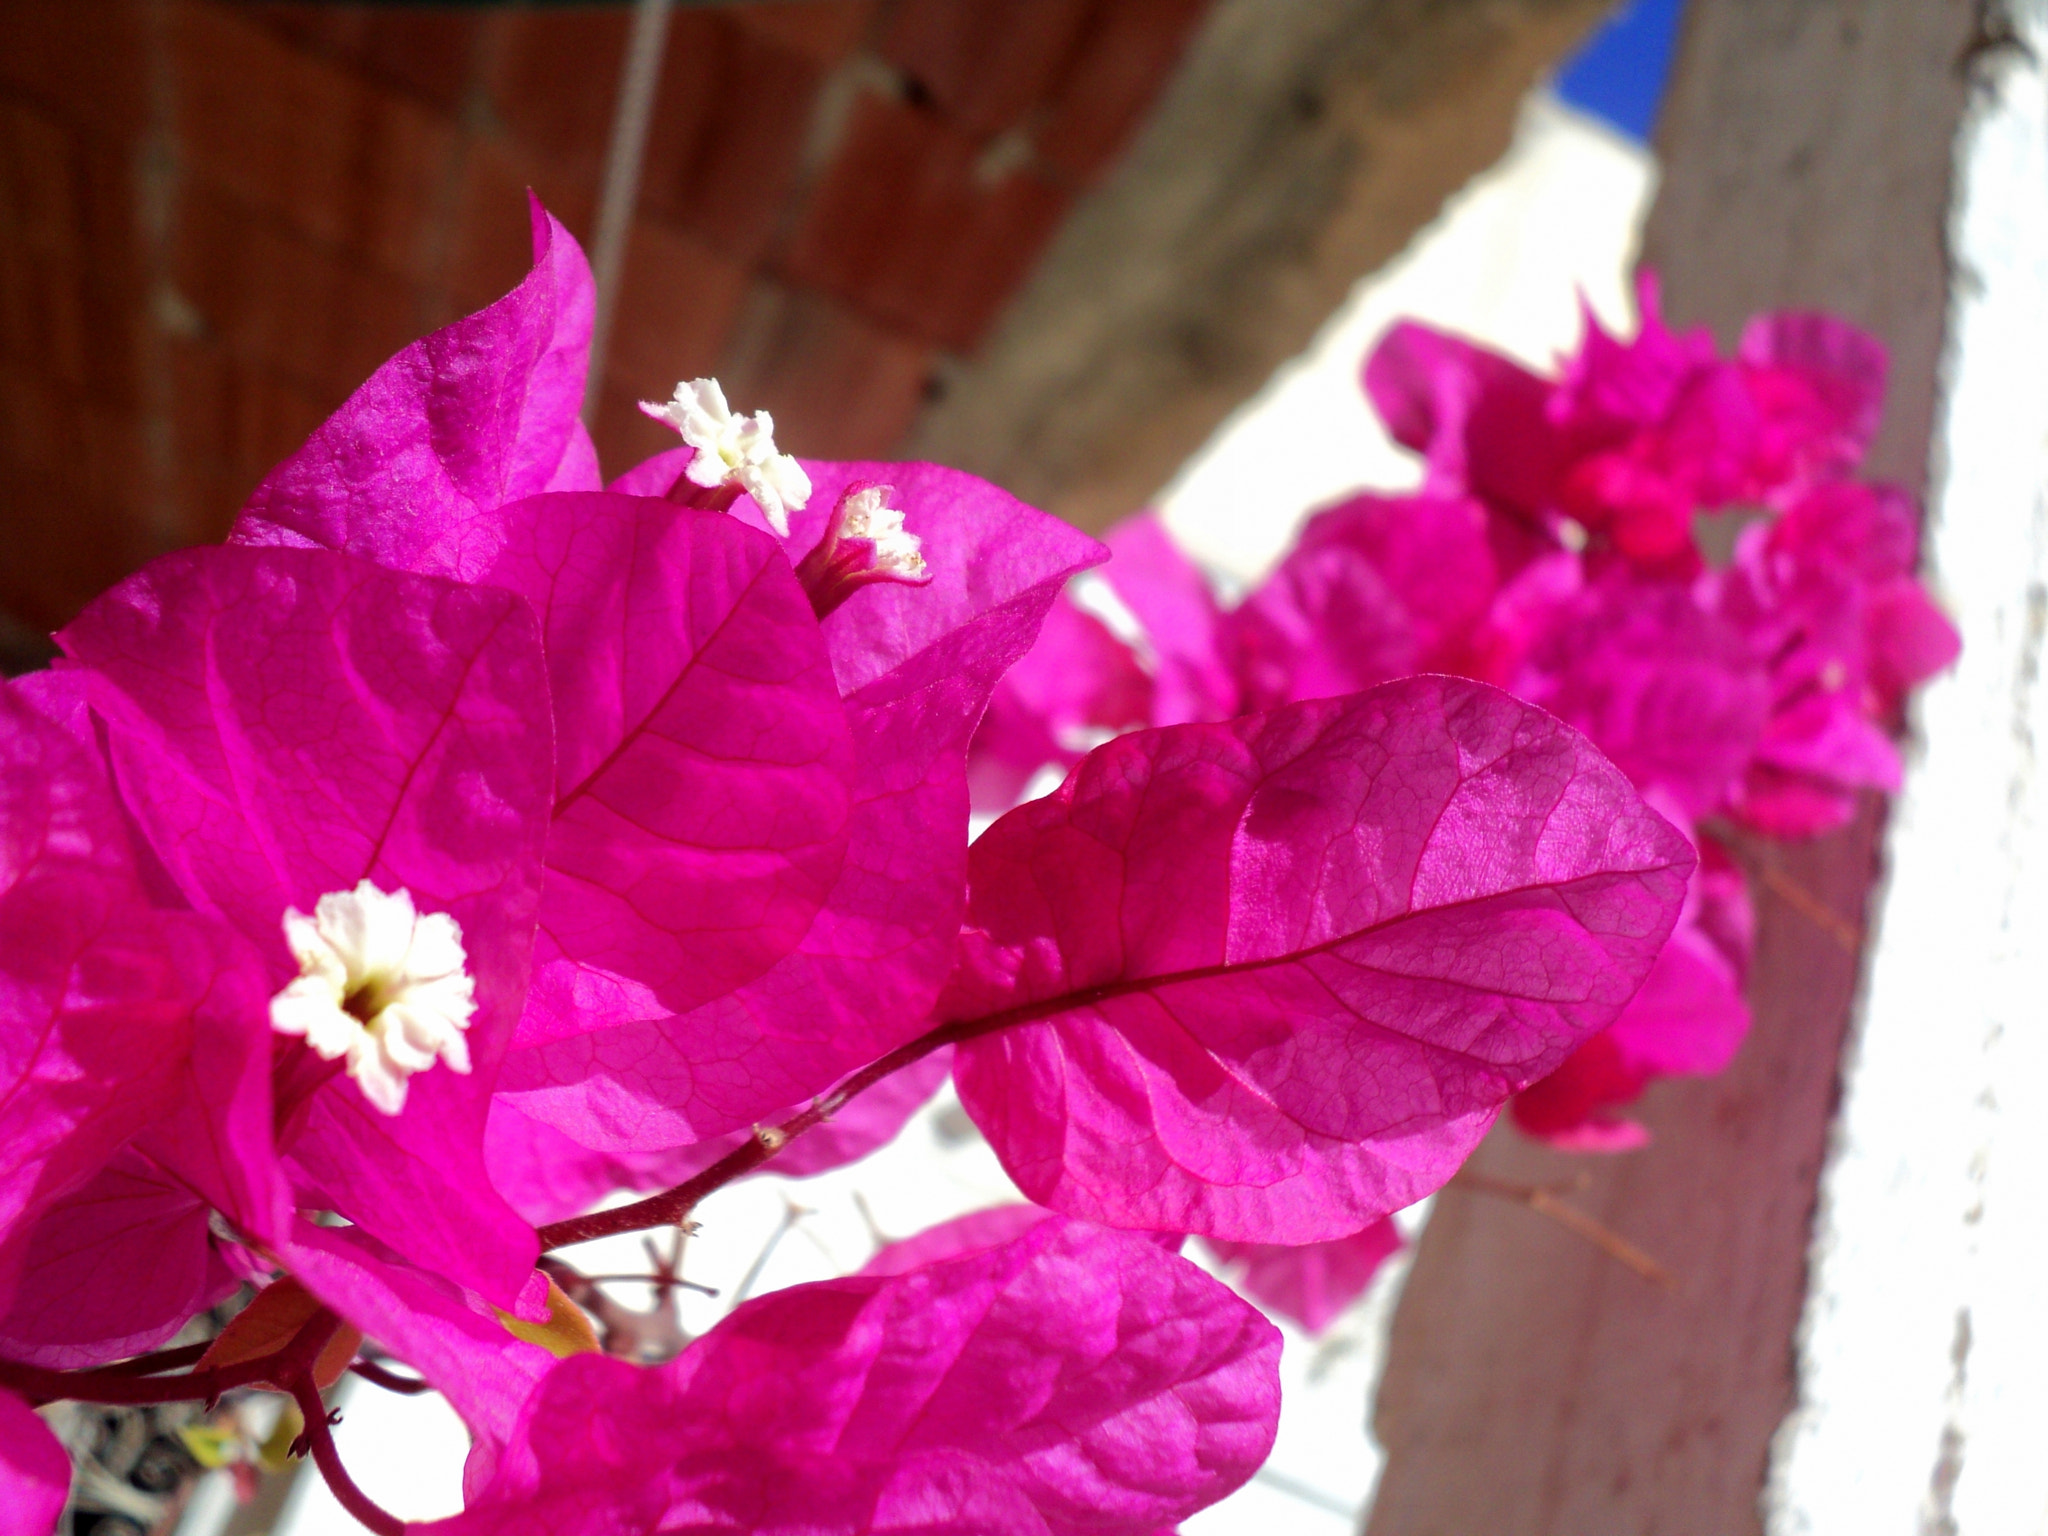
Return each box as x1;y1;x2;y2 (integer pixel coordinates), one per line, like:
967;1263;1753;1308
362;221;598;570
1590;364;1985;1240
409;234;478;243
1511;570;1772;821
480;491;854;1041
0;684;277;1314
972;590;1152;817
0;1150;237;1370
1231;494;1499;708
1204;1218;1404;1336
1099;513;1237;726
0;1387;68;1536
282;1219;555;1486
1364;320;1562;519
495;459;1103;1157
233;198;599;579
949;676;1693;1242
1514;831;1752;1149
434;1216;1280;1536
58;545;554;1308
486;1046;955;1228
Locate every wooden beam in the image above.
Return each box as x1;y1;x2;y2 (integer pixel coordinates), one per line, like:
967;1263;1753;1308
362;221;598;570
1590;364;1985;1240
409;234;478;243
903;0;1614;534
1363;4;1976;1533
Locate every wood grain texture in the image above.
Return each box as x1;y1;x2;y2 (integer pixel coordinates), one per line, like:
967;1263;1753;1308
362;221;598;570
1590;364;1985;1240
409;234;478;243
903;0;1613;533
1363;3;1978;1533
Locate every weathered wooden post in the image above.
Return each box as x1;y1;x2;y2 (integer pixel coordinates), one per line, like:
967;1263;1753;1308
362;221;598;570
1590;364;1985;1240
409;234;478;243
1365;4;1979;1533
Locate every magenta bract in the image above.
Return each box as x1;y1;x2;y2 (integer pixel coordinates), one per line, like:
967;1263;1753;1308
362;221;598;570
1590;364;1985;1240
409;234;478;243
486;1046;954;1228
0;1149;235;1370
58;545;554;1307
950;676;1693;1241
1514;829;1752;1148
0;1387;68;1536
1204;1218;1404;1335
496;459;1104;1157
1099;513;1237;726
481;491;854;1039
234;199;599;580
436;1216;1280;1536
0;686;256;1278
973;591;1152;816
283;1219;554;1474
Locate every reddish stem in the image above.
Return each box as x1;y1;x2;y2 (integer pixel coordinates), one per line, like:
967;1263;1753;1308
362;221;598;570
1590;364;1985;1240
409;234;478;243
293;1377;405;1536
350;1358;432;1395
537;976;1183;1252
0;1349;284;1407
96;1340;212;1378
537;1016;978;1251
0;1299;341;1407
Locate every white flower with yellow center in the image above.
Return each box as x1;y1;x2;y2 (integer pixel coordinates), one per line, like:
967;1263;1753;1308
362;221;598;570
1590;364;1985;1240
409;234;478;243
639;377;812;536
269;881;476;1115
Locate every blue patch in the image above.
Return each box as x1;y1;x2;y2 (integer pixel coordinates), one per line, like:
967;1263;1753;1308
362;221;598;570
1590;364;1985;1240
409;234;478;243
1556;0;1686;144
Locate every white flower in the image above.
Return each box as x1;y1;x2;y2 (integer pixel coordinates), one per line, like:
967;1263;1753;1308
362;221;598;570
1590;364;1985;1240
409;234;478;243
639;377;812;536
269;881;476;1116
836;484;927;581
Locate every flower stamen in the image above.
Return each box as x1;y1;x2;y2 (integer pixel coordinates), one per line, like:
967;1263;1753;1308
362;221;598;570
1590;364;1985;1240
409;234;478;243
793;482;932;618
639;377;812;536
269;881;476;1115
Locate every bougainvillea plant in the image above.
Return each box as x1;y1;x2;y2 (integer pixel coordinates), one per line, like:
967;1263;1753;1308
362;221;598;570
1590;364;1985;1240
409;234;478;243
0;200;1700;1533
973;275;1960;1332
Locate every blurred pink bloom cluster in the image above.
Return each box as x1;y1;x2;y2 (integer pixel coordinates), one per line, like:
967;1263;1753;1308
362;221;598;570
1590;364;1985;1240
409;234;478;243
973;278;1959;1321
0;205;1699;1532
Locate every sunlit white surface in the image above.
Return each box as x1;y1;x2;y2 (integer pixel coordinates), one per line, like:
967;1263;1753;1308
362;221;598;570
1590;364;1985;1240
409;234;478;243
1766;5;2048;1532
270;88;1653;1536
1158;92;1657;588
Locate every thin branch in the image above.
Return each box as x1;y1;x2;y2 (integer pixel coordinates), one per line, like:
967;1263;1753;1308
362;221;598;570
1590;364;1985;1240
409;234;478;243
349;1358;432;1396
569;1272;719;1296
537;1015;982;1251
0;1347;283;1408
1453;1171;1673;1288
0;1300;341;1408
851;1190;892;1255
97;1341;212;1378
292;1378;404;1536
729;1198;810;1308
1753;861;1863;951
539;900;1621;1252
1700;816;1864;953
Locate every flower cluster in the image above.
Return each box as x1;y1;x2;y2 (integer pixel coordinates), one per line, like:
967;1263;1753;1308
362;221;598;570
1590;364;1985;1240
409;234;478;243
0;202;1695;1531
974;276;1959;1325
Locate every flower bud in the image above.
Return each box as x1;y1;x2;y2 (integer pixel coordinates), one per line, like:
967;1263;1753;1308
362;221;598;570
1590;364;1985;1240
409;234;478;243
794;482;932;617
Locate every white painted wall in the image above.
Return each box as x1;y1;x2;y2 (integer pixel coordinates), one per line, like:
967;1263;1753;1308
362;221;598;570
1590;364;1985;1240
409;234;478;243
1766;8;2048;1533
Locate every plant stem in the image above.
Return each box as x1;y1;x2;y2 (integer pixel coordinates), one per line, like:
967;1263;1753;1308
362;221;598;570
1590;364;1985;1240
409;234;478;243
536;1016;978;1251
96;1340;212;1378
0;1300;341;1407
350;1358;432;1395
294;1377;405;1536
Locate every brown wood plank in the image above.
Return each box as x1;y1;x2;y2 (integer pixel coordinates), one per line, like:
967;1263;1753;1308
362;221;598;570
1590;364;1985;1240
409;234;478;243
1363;3;1977;1533
903;0;1613;533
